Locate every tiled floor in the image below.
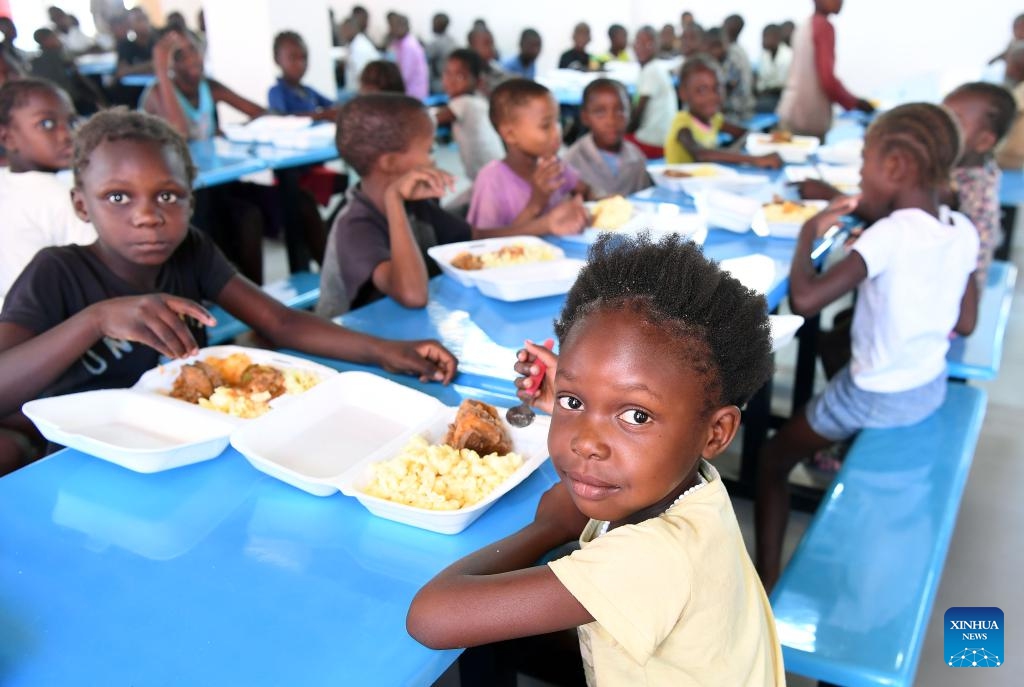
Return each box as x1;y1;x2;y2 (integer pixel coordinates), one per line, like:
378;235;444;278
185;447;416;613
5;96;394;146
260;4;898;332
265;145;1022;687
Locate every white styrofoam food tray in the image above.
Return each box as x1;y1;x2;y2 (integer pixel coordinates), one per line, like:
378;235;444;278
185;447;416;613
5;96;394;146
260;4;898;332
757;199;829;239
23;389;235;472
719;254;778;295
133;345;338;421
647;163;768;195
427;236;580;301
572;200;708;244
769;314;805;351
745;133;821;163
231;371;550;534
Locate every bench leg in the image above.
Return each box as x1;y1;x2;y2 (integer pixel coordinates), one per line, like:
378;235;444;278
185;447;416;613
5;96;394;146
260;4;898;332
995;203;1017;262
792;312;821;412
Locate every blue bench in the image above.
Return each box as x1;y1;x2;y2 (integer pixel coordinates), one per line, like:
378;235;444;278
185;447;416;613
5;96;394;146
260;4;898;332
206;271;321;345
770;382;987;686
947;260;1017;381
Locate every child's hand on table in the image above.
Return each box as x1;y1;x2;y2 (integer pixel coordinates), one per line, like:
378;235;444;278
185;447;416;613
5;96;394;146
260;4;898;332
377;339;457;384
387;166;455;203
514;339;558;414
87;294;216;360
754;153;785;169
544;197;588;235
792;178;842;201
534;480;591;543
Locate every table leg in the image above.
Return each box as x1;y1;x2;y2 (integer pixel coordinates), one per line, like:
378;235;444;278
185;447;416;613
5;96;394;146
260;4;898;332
995;203;1017;262
792;313;821;412
274;167;313;274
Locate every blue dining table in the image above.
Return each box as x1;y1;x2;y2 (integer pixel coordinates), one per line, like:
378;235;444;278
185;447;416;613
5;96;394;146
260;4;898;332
0;369;554;687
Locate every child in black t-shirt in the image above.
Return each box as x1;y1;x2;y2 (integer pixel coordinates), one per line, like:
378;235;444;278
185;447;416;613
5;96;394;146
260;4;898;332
0;109;457;474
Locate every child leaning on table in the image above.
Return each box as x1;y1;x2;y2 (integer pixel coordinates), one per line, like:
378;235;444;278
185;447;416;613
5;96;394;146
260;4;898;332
408;234;786;686
564;78;652;199
0;109;457;466
318;94;587;317
755;104;981;593
664;57;783;169
467;78;590;230
268;31;337;121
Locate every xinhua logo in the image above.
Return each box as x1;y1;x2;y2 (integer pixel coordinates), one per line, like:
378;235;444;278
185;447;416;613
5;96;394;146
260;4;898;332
944;607;1003;667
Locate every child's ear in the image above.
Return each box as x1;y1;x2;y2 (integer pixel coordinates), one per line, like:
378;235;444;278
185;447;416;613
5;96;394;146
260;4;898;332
378;152;398;175
884;148;912;184
70;187;91;222
499;122;518;146
701;405;742;459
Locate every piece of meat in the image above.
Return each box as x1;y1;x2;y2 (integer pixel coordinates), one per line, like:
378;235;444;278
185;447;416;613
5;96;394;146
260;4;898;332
170;361;223;404
240;364;286;399
444;399;513;455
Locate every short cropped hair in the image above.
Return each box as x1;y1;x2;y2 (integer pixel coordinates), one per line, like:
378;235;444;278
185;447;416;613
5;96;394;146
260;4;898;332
556;234;774;410
273;30;304;56
447;48;483;80
679;55;718;86
334;93;430;175
867;102;962;187
0;78;65;126
359;60;405;94
947;81;1018;141
72;108;196;187
581;78;628;109
488;77;552;130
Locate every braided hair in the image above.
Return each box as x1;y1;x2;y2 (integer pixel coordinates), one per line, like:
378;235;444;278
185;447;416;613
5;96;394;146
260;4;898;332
865;102;962;187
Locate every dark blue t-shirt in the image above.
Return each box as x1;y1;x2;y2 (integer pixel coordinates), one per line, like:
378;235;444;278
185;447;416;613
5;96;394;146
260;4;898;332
267;78;334;114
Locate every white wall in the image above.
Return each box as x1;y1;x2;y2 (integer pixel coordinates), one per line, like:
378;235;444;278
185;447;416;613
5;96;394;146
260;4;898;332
327;0;1020;99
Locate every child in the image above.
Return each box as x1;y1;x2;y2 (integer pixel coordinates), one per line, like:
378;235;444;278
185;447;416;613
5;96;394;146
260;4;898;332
408;233;785;686
425;12;455;94
625;25;677;160
467;27;508;96
321;94;584;317
0;109;456;475
755;104;980;592
710;24;755;122
467;78;589;230
338;16;381;98
29;28;106;115
558;22;591;71
502;29;542;80
434;49;504;182
658;24;679;59
388;14;428;101
268;31;336;120
756;24;792;114
995;42;1024;169
665;57;783;168
565;78;652;198
592;24;631;66
0;79;96;306
986;13;1024;65
319;94;470;314
776;0;874;139
358;59;405;94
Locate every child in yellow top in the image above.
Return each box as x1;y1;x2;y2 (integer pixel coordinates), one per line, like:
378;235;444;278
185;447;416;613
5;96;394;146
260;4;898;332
665;57;782;168
409;234;785;686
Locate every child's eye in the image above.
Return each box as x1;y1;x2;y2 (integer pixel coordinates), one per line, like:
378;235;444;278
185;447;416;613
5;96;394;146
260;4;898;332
38;118;56;131
157;191;180;203
618;409;650;425
557;395;583;411
106;192;129;204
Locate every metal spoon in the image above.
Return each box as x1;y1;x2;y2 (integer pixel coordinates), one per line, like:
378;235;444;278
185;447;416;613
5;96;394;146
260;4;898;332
505;340;553;428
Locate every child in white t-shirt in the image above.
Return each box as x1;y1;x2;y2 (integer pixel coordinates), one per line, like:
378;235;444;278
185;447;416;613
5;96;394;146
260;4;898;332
433;48;504;182
755;103;980;592
0;78;96;308
409;234;785;686
625;26;677;159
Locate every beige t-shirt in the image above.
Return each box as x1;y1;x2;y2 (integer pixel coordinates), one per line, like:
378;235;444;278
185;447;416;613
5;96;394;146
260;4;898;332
548;462;785;687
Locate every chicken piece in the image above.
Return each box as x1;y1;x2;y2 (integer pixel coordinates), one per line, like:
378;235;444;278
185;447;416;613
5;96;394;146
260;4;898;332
170;361;224;404
444;399;513;455
450;252;483;271
240;364;287;399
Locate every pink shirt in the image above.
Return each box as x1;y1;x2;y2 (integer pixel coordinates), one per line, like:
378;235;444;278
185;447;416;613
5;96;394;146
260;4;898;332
392;33;428;101
468;160;581;228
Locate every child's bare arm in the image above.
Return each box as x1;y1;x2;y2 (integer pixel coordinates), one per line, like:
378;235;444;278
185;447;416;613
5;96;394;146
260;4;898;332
214;277;457;383
433;106;455;126
720;121;748;140
473;196;588;238
789;195;867;316
148;32;192;137
676;128;782;168
372;166;454;308
209;79;268;120
954;272;980;336
407;481;593;649
627;95;650;134
0;295;214;417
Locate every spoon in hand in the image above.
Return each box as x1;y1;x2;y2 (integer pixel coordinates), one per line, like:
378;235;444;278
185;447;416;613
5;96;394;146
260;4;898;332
505;339;553;428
